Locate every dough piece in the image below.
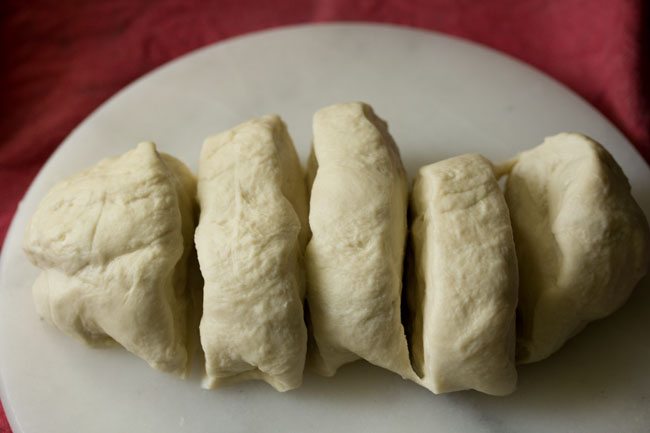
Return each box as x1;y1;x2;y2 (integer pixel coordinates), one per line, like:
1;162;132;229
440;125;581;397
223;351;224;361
306;102;413;379
409;154;518;395
24;142;196;375
196;115;308;392
503;133;650;364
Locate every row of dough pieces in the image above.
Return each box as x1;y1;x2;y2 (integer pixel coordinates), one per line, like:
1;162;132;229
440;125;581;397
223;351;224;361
24;102;649;396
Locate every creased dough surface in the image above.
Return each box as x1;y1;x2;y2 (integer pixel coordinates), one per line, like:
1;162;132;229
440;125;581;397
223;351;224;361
24;142;196;375
196;115;308;392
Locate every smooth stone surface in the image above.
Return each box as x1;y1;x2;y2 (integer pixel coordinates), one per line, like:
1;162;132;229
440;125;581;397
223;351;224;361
1;23;649;433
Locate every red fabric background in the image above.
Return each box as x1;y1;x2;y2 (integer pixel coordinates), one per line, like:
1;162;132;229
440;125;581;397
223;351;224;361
1;0;648;431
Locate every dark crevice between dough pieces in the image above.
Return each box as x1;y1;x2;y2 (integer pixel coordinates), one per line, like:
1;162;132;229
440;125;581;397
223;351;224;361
402;202;424;379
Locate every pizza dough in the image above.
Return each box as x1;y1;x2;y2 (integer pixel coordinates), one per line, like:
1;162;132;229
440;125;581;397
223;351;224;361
408;154;518;395
502;133;650;364
196;115;309;392
305;102;414;379
23;142;196;375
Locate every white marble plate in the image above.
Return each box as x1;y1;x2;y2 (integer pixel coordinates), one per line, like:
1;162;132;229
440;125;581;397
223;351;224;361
1;23;649;433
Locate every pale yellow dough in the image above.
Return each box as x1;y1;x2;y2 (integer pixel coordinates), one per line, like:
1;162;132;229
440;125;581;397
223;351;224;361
195;115;309;392
24;142;196;375
305;102;414;379
503;133;650;364
409;154;518;395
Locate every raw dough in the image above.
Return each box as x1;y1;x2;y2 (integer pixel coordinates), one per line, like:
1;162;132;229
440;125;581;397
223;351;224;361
196;115;309;392
305;102;413;379
24;142;196;375
502;133;650;363
409;154;518;395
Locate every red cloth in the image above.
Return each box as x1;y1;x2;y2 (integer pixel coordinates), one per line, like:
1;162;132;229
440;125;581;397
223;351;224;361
0;1;648;431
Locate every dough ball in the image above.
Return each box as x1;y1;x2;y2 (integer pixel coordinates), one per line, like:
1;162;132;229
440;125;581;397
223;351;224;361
409;154;518;395
196;115;309;392
503;133;650;363
24;142;196;375
306;102;414;379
